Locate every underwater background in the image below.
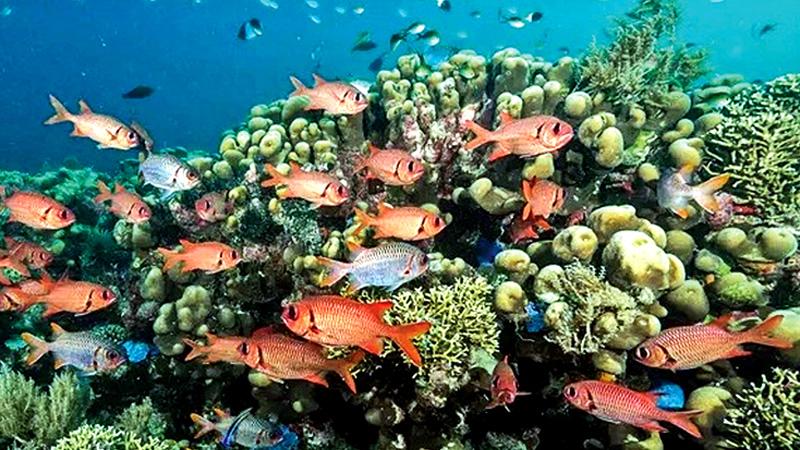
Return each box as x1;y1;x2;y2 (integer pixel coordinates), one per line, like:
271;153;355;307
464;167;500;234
1;0;800;450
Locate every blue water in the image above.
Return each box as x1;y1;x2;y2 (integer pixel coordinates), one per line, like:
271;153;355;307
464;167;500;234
0;0;795;172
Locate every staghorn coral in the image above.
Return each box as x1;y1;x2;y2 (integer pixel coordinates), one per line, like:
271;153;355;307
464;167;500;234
718;367;800;450
51;424;178;450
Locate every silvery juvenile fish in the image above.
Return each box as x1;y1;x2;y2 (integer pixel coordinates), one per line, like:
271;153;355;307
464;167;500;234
191;408;286;448
139;150;200;200
317;241;428;293
21;322;126;374
657;165;730;219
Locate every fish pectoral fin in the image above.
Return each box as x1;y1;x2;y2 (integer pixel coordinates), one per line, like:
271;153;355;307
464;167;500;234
722;345;751;359
639;420;668;433
673;207;691;219
302;372;330;387
359;337;384;355
70;127;85;137
53;357;68;370
487;144;512;163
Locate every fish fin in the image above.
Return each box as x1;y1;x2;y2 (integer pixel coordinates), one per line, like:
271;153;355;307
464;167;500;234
359;337;384;355
302;372;330;388
156;247;182;272
709;312;736;328
739;315;794;349
113;183;125;194
722;345;751;359
365;300;393;317
78;99;92;114
345;240;366;260
316;257;350;287
498;111;514;125
332;350;365;394
642;390;662;403
521;181;534;221
41;303;62;318
44;94;73;125
639;420;669;434
190;413;217;439
70;127;85;137
312;73;327;86
464;120;493;150
673;207;691;219
664;409;703;438
50;322;66;337
678;164;695;178
388;321;431;367
182;339;206;362
353;145;378;174
261;164;286;188
21;332;49;366
213;408;230;419
487;144;512;163
53;357;68;370
39;271;55;293
352;207;373;236
94;181;113;204
343;279;364;296
692;173;731;213
178;239;197;250
289;76;308;97
204;332;219;345
376;201;392;214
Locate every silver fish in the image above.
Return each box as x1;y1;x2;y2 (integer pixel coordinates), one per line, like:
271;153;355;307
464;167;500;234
317;241;428;293
139;151;200;200
21;323;126;375
191;408;285;448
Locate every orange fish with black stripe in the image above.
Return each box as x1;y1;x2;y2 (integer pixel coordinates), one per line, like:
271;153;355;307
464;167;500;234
157;240;241;274
354;144;425;186
0;187;75;230
94;181;151;224
262;162;349;208
183;333;248;365
5;237;53;269
353;202;447;241
35;272;116;318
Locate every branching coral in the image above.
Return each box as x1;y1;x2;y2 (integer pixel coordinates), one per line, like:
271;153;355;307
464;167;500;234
718;367;800;450
115;398;168;440
51;424;178;450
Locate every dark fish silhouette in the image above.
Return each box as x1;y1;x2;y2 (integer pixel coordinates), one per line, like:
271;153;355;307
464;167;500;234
122;85;154;99
352;31;377;52
368;53;387;72
753;23;777;38
529;11;543;22
238;18;263;41
437;0;451;12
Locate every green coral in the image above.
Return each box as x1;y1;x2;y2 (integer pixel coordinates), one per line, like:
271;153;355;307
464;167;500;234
718;367;800;450
115;398;168;440
52;425;178;450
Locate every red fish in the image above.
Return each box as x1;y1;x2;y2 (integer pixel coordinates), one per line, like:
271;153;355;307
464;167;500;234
464;112;573;162
5;237;53;269
21;322;126;374
157;239;241;274
289;74;368;115
195;192;233;223
564;380;702;438
353;203;447;241
0;285;39;312
354;145;425;186
634;313;792;370
184;333;248;365
486;356;528;410
0;188;75;230
262;163;349;208
239;328;365;393
44;94;141;150
281;295;431;367
36;273;116;317
522;178;564;223
94;181;151;224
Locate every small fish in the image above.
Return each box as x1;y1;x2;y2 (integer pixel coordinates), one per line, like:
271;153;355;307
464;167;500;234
354;144;425;186
94;181;151;224
262;162;349;207
634;313;793;370
195;191;233;223
21;322;126;374
657;166;730;219
469;10;481;18
486;356;528;410
353;6;365;14
282;296;431;366
44;95;141;150
754;23;777;38
35;273;117;318
238;18;263;41
309;14;321;24
507;214;548;243
305;0;318;8
289;73;368;115
405;22;426;35
122;85;155;99
0;285;39;312
390;32;407;52
368;53;386;72
521;178;564;226
352;31;377;52
528;11;543;22
397;8;408;18
334;6;346;14
558;46;570;54
5;237;53;269
184;333;248;365
239;328;365;393
1;6;11;17
260;0;279;9
139;151;200;200
564;380;702;438
502;16;527;29
0;255;29;286
353;202;447;241
191;408;286;448
418;29;440;46
464;112;574;162
436;0;451;12
0;187;75;230
157;239;241;274
317;241;428;293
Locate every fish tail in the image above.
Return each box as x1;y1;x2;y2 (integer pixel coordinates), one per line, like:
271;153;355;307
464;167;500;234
44;94;73;125
94;181;113;204
316;257;350;287
21;332;49;366
464;120;493;150
190;413;217;439
352;207;373;236
157;247;182;272
388;321;431;367
332;350;365;394
740;315;794;349
289;76;308;97
664;409;703;438
691;173;731;213
261;164;285;188
182;338;206;362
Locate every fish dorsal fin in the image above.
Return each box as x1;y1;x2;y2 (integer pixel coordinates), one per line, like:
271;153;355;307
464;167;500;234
346;240;366;260
678;164;695;178
709;313;735;329
251;326;276;339
289;161;301;173
39;271;56;292
642;390;662;403
368;144;381;156
365;300;393;318
499;111;514;126
113;183;125;194
377;202;392;215
78;100;92;114
50;322;66;337
312;73;327;86
213;407;230;419
178;239;196;250
204;332;218;345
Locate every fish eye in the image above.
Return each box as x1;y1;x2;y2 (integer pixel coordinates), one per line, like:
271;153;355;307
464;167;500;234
433;217;442;227
139;206;149;216
269;431;282;442
407;161;416;172
636;347;650;359
354;92;364;102
287;305;298;320
553;122;561;134
128;131;137;141
336;185;346;196
237;342;250;355
202;200;211;209
187;171;198;180
58;209;69;220
101;290;113;301
564;386;577;398
107;350;119;360
230;250;238;260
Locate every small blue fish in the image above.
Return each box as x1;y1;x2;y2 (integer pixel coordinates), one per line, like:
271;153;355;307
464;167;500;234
139;150;200;200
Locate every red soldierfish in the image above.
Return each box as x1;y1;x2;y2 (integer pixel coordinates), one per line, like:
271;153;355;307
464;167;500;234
281;295;431;367
289;74;369;115
486;356;528;410
564;380;702;438
21;322;126;374
634;313;792;370
157;239;241;274
239;328;365;393
195;192;233;223
522;178;564;223
44;94;141;150
464;112;573;162
355;144;425;186
94;181;151;224
262;163;349;208
353;202;447;241
317;241;428;293
0;285;39;312
657;166;730;219
36;272;117;318
184;333;248;365
5;237;53;269
0;188;75;230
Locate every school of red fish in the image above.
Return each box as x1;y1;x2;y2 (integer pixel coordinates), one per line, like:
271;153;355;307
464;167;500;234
0;74;779;440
